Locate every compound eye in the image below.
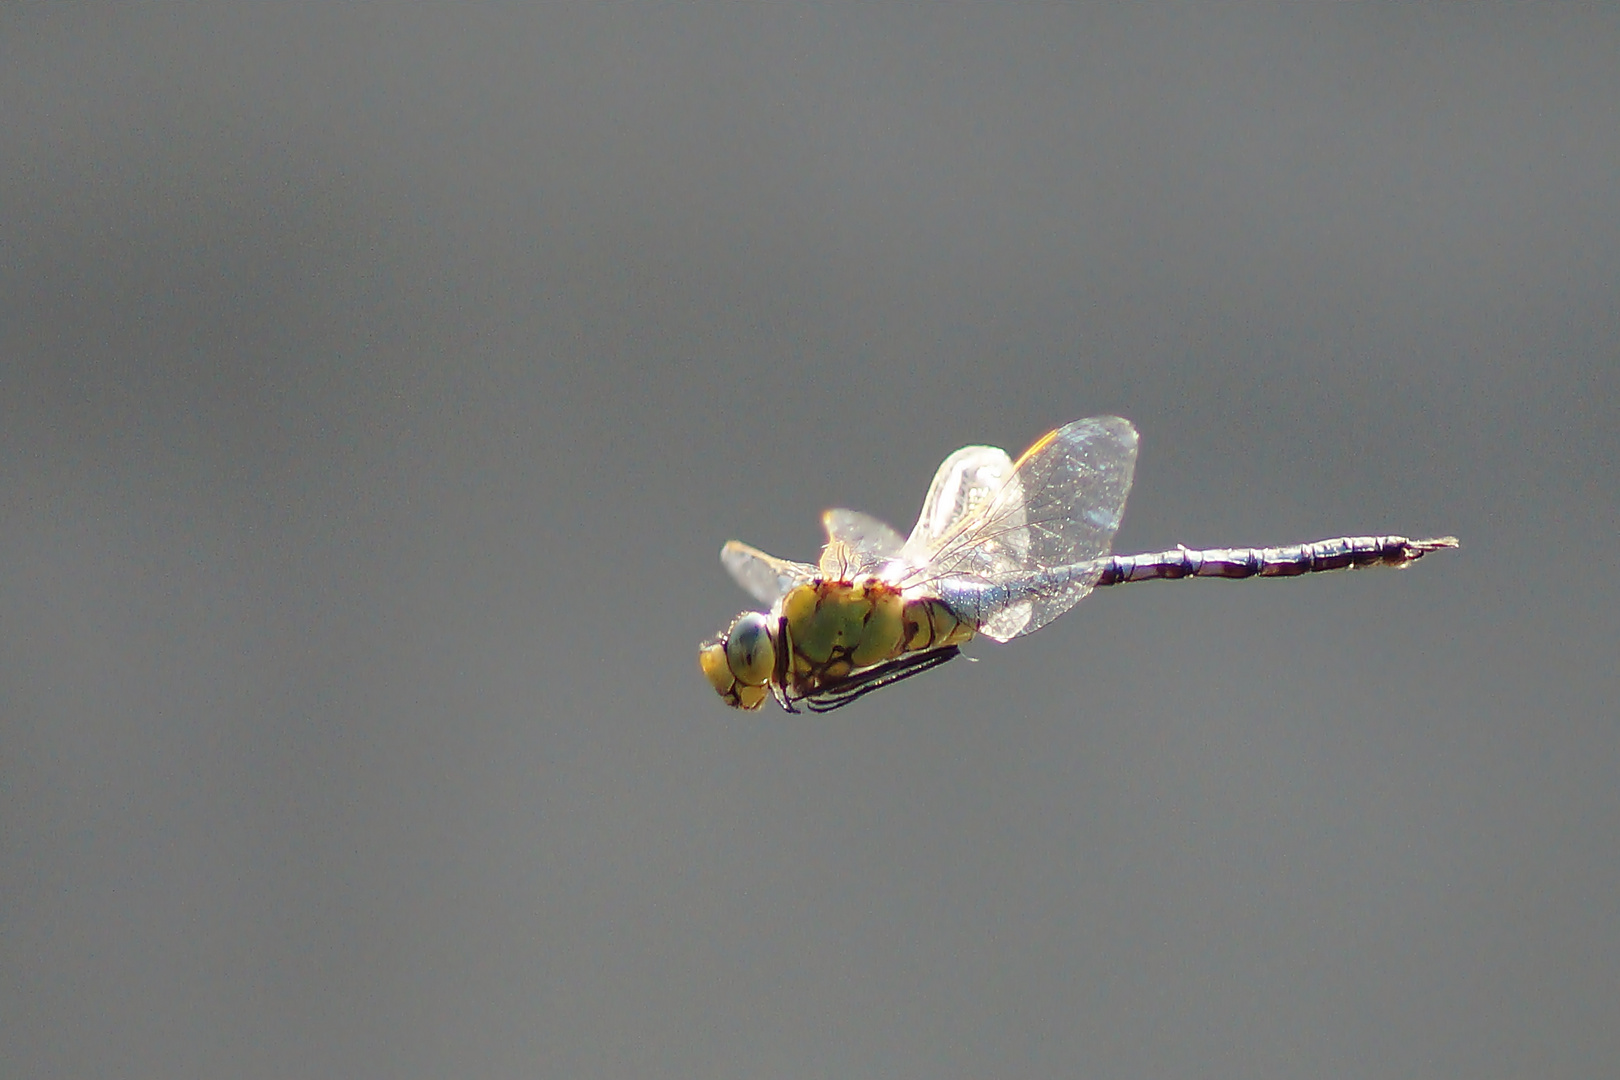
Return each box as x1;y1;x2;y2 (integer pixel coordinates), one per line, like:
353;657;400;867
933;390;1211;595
700;641;737;699
724;612;776;686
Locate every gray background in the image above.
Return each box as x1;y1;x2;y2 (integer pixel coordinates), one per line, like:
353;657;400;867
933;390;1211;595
3;7;1616;1079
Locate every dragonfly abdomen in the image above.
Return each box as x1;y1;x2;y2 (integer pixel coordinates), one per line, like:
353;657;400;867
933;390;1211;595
1096;535;1459;586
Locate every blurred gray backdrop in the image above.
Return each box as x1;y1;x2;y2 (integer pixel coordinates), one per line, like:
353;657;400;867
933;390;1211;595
3;7;1616;1079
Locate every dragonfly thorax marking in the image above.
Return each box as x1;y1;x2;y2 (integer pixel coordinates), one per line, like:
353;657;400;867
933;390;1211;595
782;579;906;688
701;575;979;711
780;579;976;701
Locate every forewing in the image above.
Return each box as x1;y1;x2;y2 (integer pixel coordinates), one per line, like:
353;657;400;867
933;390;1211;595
910;416;1139;639
721;540;819;606
821;509;904;579
901;445;1017;563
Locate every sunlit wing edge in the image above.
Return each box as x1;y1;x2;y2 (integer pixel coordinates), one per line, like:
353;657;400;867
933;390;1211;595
721;540;819;606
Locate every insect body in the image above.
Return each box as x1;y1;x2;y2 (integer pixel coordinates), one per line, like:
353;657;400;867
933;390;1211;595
701;416;1456;712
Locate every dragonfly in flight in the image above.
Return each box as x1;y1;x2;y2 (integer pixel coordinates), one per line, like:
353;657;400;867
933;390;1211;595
701;416;1456;712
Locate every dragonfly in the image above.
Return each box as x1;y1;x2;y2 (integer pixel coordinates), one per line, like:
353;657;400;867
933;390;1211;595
700;416;1457;712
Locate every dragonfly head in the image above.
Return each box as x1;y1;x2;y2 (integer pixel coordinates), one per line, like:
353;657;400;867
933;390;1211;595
699;611;777;710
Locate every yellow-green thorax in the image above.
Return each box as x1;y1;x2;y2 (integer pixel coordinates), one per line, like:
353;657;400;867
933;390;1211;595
702;571;977;710
778;579;974;702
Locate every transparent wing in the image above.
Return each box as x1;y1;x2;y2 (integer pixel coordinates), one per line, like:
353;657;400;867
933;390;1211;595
900;416;1139;640
900;445;1017;563
721;540;819;606
821;440;1016;585
821;509;904;579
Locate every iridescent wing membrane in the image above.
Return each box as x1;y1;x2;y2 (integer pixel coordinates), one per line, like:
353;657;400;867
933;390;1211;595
822;441;1019;575
723;439;1023;604
719;542;817;607
909;416;1137;639
727;416;1140;639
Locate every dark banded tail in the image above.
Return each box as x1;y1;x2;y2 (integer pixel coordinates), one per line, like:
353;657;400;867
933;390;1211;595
1094;535;1458;587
